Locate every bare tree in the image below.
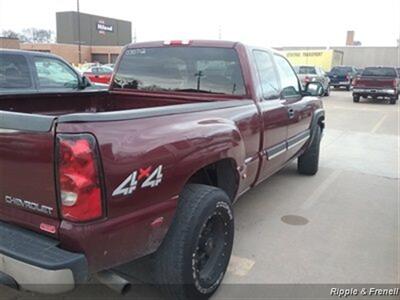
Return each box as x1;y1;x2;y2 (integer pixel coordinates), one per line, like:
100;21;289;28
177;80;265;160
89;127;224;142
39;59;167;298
1;30;20;39
21;28;54;43
1;28;54;43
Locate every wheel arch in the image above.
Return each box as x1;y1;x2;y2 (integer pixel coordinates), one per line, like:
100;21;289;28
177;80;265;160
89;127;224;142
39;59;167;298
310;108;325;143
185;157;240;201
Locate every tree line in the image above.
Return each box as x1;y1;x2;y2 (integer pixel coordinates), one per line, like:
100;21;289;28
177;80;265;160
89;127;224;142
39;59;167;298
1;28;54;43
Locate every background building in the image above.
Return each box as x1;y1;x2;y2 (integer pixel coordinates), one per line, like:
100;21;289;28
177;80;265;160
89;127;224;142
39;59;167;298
0;37;21;49
56;11;131;47
1;12;132;65
19;43;123;65
276;46;399;68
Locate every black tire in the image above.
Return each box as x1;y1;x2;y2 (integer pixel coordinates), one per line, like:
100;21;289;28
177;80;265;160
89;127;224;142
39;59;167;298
390;97;397;105
323;85;330;96
346;85;351;91
154;184;234;300
298;126;321;175
353;95;360;103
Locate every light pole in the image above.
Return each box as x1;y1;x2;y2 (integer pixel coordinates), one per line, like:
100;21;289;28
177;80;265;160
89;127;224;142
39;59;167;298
397;38;400;66
77;0;82;64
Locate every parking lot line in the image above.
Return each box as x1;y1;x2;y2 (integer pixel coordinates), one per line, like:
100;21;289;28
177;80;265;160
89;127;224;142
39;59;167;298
300;169;342;211
227;255;256;277
330;105;382;112
370;115;387;134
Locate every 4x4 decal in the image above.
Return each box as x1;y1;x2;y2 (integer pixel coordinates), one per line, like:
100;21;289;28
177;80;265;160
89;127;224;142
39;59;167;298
112;165;164;197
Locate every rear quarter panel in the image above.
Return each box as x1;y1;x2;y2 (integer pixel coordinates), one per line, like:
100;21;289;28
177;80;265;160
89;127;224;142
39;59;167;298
56;101;261;271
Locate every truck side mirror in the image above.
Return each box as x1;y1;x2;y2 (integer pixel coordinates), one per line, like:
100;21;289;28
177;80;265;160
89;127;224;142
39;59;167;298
304;82;324;96
79;76;91;89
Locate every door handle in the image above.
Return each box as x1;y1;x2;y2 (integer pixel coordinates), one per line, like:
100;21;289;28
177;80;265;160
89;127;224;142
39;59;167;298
288;108;295;119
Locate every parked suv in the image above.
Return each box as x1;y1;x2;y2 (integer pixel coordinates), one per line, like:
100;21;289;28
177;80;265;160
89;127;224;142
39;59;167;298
294;65;330;96
328;65;357;91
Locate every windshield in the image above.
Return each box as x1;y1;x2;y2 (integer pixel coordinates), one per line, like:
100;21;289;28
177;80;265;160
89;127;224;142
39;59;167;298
112;47;246;95
330;67;353;75
295;66;316;75
361;67;397;78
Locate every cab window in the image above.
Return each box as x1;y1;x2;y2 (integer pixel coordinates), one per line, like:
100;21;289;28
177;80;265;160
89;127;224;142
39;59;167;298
253;50;280;100
34;56;79;90
0;54;32;89
274;55;300;98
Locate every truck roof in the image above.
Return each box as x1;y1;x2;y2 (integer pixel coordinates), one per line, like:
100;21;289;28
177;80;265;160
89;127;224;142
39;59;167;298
125;40;243;49
124;40;282;58
0;48;66;60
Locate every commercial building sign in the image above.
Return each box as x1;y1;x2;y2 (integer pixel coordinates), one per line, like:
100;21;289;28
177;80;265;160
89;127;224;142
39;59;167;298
96;20;114;34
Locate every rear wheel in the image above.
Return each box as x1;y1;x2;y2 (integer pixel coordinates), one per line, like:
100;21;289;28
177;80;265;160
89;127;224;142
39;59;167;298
346;85;351;91
390;97;397;105
323;85;330;96
298;126;321;175
353;95;360;102
154;184;234;300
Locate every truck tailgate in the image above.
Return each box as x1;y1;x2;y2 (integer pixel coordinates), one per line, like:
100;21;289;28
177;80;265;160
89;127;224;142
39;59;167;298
0;112;60;235
356;77;395;88
329;74;348;84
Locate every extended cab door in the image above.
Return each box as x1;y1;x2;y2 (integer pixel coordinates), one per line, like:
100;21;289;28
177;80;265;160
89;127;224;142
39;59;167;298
252;50;290;181
273;54;313;161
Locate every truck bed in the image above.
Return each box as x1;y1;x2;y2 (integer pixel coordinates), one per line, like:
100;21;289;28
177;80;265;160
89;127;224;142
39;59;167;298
0;91;203;116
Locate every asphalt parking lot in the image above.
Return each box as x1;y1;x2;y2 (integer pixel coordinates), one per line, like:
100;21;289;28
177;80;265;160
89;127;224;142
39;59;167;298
1;90;399;300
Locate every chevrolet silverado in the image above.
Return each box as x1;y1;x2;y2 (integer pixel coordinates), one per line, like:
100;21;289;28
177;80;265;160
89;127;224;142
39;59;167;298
0;40;325;300
353;66;399;104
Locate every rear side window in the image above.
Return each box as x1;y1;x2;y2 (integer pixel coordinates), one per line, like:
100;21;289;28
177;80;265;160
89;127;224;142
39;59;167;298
98;67;112;74
296;66;316;75
0;53;32;89
113;47;246;95
362;67;397;78
274;55;300;98
330;66;353;75
253;50;280;99
34;56;79;89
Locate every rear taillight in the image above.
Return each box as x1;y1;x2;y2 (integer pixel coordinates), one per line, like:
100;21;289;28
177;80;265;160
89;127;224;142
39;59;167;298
346;74;350;81
57;134;103;222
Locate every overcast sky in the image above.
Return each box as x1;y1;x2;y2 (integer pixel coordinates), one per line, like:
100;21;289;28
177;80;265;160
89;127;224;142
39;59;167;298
0;0;399;47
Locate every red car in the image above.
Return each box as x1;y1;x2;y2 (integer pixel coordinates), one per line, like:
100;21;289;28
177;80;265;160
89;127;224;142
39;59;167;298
83;66;113;84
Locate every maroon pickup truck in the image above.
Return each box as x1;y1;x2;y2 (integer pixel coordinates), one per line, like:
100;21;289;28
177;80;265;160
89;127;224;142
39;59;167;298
353;67;399;104
0;40;325;299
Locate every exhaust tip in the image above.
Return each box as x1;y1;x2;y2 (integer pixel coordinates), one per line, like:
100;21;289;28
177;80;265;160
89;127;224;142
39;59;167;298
96;270;132;295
